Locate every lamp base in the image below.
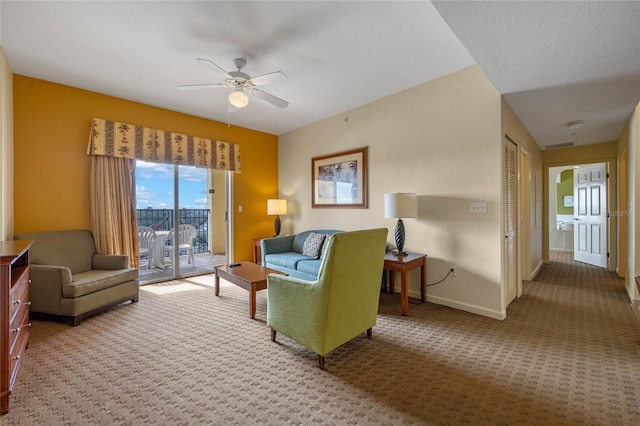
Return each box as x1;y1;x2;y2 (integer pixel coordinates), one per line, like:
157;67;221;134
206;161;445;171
392;249;409;257
274;215;281;237
394;218;407;256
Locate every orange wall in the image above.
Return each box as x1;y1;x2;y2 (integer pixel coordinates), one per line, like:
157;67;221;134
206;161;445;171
13;75;279;261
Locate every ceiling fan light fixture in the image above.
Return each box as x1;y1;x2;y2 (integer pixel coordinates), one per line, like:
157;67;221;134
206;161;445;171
229;89;249;108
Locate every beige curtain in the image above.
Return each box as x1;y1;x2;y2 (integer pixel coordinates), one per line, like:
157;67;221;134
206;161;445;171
88;118;242;172
90;155;139;268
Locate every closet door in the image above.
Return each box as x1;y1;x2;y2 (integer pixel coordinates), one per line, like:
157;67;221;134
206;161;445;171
503;139;518;305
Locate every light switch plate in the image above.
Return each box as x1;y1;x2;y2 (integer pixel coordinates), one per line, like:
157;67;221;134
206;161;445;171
470;201;488;214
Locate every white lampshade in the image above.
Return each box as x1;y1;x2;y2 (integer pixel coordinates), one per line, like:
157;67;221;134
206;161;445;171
229;89;249;108
267;199;287;215
384;193;417;219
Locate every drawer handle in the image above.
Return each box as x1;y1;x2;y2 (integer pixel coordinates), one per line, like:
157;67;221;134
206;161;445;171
12;355;20;361
27;301;31;306
28;279;32;284
13;299;21;305
27;322;32;327
11;327;20;333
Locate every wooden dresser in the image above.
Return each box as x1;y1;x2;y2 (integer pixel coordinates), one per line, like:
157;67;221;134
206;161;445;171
0;240;32;415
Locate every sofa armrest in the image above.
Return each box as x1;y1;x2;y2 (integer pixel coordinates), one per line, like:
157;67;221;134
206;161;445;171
29;264;73;314
93;254;129;270
261;235;295;264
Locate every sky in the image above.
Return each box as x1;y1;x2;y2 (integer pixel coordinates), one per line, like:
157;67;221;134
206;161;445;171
135;160;209;210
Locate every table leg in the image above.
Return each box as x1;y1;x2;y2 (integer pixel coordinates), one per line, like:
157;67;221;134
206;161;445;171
401;267;409;316
214;272;220;296
249;286;257;319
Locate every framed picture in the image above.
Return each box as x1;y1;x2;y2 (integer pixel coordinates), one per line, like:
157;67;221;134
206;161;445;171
312;146;368;208
564;195;574;207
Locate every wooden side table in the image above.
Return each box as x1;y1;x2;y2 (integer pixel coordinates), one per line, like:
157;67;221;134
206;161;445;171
252;238;269;264
383;252;427;316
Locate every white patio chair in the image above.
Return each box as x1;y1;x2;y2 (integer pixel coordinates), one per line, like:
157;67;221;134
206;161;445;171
138;226;157;269
166;224;197;265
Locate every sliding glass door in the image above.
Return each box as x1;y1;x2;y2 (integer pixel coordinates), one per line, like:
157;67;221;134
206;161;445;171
136;160;227;283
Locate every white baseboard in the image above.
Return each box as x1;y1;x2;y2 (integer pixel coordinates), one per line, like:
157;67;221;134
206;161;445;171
401;288;505;320
530;260;543;280
424;294;506;320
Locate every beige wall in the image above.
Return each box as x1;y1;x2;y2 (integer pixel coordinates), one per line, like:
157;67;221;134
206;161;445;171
635;106;639;282
615;103;638;303
0;46;13;241
629;105;639;297
635;107;639;283
279;65;511;319
501;98;544;282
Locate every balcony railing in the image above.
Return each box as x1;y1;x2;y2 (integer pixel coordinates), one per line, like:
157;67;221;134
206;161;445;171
137;208;209;254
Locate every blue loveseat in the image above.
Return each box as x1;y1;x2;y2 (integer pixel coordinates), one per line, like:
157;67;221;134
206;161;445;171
261;230;342;280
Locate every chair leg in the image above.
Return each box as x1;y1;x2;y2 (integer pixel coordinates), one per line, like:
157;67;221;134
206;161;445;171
366;327;372;339
270;328;276;342
317;355;325;370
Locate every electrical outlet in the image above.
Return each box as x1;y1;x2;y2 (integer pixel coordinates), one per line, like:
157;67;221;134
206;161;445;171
449;266;457;277
470;201;488;214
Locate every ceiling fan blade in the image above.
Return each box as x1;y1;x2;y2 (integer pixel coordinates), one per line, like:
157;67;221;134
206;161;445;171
249;88;289;109
250;71;288;87
196;58;232;78
177;83;228;90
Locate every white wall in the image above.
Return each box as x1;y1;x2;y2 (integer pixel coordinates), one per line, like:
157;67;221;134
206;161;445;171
279;65;507;318
631;105;638;291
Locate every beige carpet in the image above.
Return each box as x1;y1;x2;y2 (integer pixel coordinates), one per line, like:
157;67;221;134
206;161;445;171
3;253;640;425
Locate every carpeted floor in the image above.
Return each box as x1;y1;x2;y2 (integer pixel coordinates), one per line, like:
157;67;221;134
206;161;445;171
3;252;640;425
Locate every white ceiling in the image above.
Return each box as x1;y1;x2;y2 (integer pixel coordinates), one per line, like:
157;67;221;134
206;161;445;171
1;1;638;149
432;1;640;149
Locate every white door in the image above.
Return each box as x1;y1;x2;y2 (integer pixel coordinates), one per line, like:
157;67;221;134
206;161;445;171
573;163;607;267
504;139;518;305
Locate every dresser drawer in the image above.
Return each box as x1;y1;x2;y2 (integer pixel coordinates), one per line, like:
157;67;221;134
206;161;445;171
9;298;30;355
8;312;29;391
9;268;29;324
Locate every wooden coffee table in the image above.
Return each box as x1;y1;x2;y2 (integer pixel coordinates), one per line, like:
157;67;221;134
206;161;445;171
214;261;287;319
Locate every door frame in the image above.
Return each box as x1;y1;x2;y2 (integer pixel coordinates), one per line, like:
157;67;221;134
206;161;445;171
542;157;618;271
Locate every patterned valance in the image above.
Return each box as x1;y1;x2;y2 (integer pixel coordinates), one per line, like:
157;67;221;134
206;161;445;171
87;118;242;172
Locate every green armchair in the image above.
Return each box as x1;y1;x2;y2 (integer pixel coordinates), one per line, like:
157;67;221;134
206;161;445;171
267;228;388;369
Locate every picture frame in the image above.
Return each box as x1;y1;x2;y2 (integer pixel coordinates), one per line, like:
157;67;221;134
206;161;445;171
311;146;368;208
564;195;574;207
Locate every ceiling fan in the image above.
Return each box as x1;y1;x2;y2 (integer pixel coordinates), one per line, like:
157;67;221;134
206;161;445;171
178;57;289;109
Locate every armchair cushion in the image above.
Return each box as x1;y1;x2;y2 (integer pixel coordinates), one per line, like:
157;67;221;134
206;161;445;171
63;268;140;298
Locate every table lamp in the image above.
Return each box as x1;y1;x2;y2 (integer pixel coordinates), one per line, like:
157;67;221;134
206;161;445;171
267;199;287;236
384;193;417;256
